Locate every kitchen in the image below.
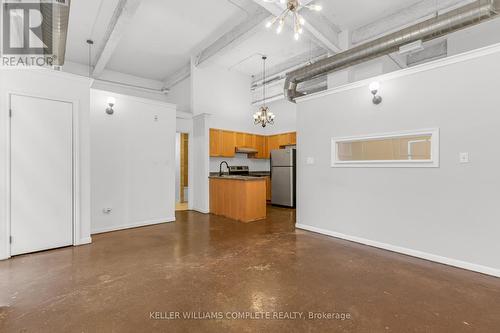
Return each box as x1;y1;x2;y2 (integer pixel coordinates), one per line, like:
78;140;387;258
209;129;297;222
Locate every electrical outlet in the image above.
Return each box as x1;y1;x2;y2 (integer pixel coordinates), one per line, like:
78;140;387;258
306;157;315;165
459;152;470;164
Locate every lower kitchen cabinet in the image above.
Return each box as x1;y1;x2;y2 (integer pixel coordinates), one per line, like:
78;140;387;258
265;176;271;201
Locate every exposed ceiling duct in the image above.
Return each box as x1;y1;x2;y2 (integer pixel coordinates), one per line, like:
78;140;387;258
41;0;71;66
284;0;500;102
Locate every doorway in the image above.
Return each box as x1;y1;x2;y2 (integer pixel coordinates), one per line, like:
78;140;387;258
9;94;74;255
175;132;189;211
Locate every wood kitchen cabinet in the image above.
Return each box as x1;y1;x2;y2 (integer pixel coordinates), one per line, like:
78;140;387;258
210;129;221;157
265;176;271;201
235;132;245;147
253;135;266;159
267;135;280;156
278;132;296;147
221;130;236;157
210;128;296;159
235;132;256;149
210;177;266;222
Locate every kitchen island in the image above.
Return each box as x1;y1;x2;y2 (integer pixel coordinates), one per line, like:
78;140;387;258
209;176;267;223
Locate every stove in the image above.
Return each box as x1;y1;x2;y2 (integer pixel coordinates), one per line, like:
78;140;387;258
228;166;250;176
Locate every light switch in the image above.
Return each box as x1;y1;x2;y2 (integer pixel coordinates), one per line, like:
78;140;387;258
459;152;470;164
306;157;315;165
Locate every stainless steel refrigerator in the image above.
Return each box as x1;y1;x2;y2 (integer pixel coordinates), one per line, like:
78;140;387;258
271;149;296;208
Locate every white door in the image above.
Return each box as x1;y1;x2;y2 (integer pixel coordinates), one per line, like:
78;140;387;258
10;94;73;256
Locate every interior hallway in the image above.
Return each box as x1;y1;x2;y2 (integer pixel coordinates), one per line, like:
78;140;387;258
1;207;499;332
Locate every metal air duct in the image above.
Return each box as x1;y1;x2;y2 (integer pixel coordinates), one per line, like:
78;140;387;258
40;0;71;66
285;0;500;102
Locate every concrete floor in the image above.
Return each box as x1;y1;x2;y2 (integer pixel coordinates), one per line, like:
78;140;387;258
1;207;500;332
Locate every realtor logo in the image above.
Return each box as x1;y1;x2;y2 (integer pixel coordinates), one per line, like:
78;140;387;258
1;0;66;66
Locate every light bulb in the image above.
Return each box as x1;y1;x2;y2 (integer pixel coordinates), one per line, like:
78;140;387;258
266;20;273;28
276;22;283;34
298;27;303;34
294;32;300;40
299;16;306;25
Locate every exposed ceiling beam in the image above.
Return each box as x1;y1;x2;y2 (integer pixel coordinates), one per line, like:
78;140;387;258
163;63;191;90
352;0;474;45
93;0;144;77
252;0;342;53
195;6;271;66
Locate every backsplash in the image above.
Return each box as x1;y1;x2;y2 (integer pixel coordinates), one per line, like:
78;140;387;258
210;154;270;172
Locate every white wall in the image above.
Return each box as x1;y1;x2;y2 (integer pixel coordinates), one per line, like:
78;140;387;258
191;114;210;213
296;45;500;277
193;63;256;133
90;89;176;234
262;99;297;136
175;133;181;202
166;77;191;113
0;69;92;259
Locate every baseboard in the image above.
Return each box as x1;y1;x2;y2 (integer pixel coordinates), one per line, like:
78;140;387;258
76;237;92;246
296;224;500;278
92;217;176;235
193;208;210;214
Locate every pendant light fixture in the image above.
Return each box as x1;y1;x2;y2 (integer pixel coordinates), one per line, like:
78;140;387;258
264;0;322;40
254;56;275;128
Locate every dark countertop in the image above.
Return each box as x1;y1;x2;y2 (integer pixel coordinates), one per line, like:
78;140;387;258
249;171;271;176
209;171;270;177
209;175;266;181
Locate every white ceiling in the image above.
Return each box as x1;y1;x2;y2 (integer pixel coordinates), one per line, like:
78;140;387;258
321;0;423;30
66;0;121;66
105;0;247;80
65;0;446;81
209;22;316;75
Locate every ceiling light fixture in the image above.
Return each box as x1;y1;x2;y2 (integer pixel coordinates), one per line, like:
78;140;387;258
106;97;116;115
369;82;382;105
254;56;275;128
264;0;322;41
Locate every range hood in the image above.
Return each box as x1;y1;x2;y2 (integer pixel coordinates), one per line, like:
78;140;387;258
235;147;259;154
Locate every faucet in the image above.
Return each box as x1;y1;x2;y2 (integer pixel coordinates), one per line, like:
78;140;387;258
219;161;230;176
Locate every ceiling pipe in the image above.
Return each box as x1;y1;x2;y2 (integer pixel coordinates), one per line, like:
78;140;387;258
284;0;500;102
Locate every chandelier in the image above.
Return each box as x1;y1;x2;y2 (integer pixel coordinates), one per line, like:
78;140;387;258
254;56;275;128
264;0;322;40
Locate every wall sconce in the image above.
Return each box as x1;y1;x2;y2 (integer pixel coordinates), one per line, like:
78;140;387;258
369;81;382;105
106;97;116;115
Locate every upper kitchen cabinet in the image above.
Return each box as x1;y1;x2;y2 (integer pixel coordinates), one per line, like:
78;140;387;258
235;132;256;148
267;135;280;156
210;129;236;157
253;135;266;159
221;130;236;157
210;129;221;157
279;132;296;146
210;128;296;159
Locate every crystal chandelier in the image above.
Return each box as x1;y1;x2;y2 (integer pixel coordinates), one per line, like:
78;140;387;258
254;56;275;128
264;0;322;40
